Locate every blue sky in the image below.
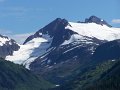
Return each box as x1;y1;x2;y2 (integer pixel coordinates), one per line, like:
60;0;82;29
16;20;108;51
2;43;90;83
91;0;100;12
0;0;120;43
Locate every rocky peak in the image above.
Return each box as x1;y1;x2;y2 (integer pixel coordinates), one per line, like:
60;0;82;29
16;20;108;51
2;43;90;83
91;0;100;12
85;15;112;27
0;34;20;58
23;18;74;46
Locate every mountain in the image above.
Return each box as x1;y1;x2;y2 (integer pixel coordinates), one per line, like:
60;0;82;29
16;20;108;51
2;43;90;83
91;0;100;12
6;16;120;85
52;40;120;90
0;34;20;58
0;57;53;90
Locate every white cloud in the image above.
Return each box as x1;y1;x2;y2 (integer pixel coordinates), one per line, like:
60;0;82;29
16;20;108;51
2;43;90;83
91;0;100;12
9;33;34;44
112;19;120;24
0;29;12;35
0;29;34;44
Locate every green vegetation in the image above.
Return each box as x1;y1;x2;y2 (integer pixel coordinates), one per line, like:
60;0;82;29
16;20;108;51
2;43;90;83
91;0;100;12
85;60;120;90
74;60;115;90
54;60;118;90
0;58;54;90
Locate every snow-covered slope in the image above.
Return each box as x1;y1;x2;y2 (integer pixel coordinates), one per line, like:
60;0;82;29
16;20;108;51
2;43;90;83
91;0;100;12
63;22;120;45
6;17;120;69
6;34;52;69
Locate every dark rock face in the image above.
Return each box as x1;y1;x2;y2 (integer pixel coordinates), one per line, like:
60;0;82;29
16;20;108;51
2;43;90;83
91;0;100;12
0;35;20;58
92;39;120;62
23;18;76;47
85;16;112;27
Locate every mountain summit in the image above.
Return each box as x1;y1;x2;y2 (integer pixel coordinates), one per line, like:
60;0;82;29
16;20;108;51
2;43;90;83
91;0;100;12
23;18;71;46
85;15;112;27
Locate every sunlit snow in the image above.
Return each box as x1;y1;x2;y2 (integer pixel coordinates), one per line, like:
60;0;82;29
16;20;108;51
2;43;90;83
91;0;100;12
66;22;120;41
6;35;52;69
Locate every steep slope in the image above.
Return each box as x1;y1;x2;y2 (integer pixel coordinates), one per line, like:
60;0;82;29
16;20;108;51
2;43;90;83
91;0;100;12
0;57;53;90
52;39;120;90
23;18;74;46
85;60;120;90
92;39;120;61
6;16;120;84
0;35;20;58
52;60;117;90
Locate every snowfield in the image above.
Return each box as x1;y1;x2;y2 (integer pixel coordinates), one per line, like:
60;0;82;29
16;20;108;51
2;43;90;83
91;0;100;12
6;35;52;69
66;22;120;41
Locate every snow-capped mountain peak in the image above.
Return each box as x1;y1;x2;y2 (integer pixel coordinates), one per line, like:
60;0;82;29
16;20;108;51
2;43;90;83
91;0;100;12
23;18;69;44
6;17;120;69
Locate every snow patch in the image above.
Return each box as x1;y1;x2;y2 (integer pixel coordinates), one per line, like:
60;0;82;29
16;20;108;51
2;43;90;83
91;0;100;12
55;85;60;87
112;60;115;62
63;44;82;54
62;34;83;45
0;37;10;46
